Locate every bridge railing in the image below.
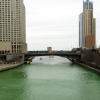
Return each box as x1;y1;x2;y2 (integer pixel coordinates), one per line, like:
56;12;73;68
28;50;77;54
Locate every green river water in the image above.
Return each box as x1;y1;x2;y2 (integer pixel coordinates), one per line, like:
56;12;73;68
0;56;100;100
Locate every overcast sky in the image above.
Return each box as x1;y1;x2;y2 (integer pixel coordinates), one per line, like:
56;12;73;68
24;0;100;51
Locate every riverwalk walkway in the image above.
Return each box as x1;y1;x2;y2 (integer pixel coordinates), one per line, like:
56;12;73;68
0;61;24;72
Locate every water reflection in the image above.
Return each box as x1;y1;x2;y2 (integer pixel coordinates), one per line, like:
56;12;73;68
0;65;28;79
0;56;100;100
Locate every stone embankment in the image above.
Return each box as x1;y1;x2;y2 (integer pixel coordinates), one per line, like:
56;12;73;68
0;61;24;72
74;61;100;75
67;57;100;75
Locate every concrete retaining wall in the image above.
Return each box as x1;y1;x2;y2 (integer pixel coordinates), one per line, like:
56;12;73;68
66;57;100;75
0;61;24;72
74;61;100;75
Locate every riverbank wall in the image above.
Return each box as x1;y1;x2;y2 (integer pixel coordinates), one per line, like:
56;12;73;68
67;56;100;75
0;61;24;72
74;61;100;75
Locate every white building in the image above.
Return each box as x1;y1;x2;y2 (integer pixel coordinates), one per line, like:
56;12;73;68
0;0;27;54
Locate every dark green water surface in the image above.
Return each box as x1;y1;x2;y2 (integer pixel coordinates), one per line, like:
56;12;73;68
0;56;100;100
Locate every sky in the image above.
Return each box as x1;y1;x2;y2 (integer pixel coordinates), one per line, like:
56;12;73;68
24;0;100;51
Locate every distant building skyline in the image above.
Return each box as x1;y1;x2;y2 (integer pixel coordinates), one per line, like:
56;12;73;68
79;0;96;48
0;0;27;54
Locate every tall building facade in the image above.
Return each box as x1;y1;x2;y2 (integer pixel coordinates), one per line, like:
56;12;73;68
0;0;27;54
79;0;96;48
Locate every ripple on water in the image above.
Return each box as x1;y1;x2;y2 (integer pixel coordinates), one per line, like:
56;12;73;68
0;56;100;100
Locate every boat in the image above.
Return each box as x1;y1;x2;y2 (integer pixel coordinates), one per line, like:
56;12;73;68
40;57;43;60
49;55;54;58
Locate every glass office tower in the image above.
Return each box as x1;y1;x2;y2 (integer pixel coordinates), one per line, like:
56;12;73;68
79;0;96;48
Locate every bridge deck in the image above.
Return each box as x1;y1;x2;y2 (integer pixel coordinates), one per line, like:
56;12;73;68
24;53;81;57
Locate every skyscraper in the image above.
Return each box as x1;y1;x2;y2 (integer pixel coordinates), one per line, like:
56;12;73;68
0;0;27;54
79;0;96;48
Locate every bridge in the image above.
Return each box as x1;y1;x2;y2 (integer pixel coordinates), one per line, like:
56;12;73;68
24;51;81;63
25;52;81;57
0;50;81;64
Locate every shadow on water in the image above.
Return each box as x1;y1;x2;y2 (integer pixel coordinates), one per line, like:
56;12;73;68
64;60;100;82
69;62;88;70
0;64;28;79
69;62;77;67
0;64;31;100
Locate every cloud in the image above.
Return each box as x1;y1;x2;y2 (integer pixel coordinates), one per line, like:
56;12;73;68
24;0;99;50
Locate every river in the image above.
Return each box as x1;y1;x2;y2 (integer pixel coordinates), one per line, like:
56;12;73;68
0;56;100;100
